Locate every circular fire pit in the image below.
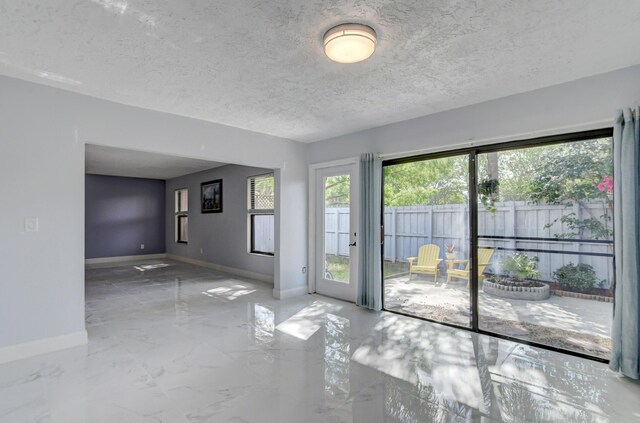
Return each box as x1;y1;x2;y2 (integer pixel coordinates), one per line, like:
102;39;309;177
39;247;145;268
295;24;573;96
483;278;550;301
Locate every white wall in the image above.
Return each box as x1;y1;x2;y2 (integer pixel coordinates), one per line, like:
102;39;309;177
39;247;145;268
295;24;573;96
165;164;275;280
0;79;86;349
273;158;309;298
307;65;640;163
0;75;308;353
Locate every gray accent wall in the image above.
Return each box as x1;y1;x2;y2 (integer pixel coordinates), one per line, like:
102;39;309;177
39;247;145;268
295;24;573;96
85;174;166;259
166;165;274;279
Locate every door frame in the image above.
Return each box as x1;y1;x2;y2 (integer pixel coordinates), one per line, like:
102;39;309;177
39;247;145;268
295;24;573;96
308;158;359;298
380;128;614;363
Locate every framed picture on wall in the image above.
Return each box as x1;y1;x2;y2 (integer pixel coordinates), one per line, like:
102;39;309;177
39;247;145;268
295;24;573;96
201;179;223;213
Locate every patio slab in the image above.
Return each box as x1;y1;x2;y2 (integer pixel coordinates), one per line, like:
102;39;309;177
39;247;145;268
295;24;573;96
384;275;613;359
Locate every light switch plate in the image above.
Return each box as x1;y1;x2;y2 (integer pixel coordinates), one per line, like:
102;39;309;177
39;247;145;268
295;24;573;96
25;217;39;233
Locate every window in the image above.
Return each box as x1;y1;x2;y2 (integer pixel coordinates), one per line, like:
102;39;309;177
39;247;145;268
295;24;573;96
248;174;274;255
175;188;188;243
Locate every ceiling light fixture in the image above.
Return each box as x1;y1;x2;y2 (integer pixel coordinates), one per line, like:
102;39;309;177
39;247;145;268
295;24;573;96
323;23;377;64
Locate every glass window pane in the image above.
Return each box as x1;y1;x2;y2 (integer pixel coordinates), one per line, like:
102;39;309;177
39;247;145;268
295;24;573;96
252;214;274;254
249;174;274;210
477;137;614;359
324;174;350;284
179;189;188;212
178;215;188;242
176;188;188;212
383;154;471;327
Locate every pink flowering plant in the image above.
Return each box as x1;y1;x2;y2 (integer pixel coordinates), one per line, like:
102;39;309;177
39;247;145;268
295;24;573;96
597;176;613;193
532;140;614;241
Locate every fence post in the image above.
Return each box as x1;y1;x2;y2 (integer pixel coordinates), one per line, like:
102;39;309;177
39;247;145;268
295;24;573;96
390;207;397;263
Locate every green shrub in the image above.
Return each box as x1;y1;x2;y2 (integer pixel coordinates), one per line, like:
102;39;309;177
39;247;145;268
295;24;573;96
553;263;602;292
501;253;540;281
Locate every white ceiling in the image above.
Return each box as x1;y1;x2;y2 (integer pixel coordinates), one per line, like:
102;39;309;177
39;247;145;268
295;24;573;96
85;144;225;179
2;1;640;143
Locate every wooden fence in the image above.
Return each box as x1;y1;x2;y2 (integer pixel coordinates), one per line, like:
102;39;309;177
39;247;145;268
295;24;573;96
325;201;613;287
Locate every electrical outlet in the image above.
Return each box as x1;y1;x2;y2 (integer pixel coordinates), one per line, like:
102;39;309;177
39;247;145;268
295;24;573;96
24;217;39;233
200;248;203;254
302;266;307;274
140;244;145;250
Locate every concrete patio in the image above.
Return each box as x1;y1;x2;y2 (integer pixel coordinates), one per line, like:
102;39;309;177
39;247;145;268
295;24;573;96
384;274;613;359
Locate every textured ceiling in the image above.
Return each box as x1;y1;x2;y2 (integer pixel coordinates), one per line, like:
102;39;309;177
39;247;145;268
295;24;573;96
86;145;224;179
2;1;640;142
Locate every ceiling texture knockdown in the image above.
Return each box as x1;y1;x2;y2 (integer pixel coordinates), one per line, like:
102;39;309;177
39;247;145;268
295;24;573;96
1;1;640;142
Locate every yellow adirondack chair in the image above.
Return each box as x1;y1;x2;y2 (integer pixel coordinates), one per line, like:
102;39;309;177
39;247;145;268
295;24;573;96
407;244;443;282
446;248;495;287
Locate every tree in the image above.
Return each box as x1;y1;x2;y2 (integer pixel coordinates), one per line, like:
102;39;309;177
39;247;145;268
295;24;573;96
477;148;540;202
527;138;613;239
384;155;468;206
324;175;350;207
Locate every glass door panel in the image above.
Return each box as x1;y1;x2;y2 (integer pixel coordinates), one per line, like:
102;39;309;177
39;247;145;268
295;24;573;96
476;138;614;360
324;174;351;283
383;154;471;327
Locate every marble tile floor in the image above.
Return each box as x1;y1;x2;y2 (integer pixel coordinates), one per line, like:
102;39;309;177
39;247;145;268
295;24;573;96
1;259;639;422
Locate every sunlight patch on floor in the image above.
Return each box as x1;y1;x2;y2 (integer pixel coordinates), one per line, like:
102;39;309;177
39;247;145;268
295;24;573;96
202;284;256;301
276;301;343;341
134;263;170;271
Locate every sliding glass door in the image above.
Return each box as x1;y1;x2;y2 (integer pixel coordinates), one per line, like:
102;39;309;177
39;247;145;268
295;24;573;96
383;153;472;327
382;130;614;361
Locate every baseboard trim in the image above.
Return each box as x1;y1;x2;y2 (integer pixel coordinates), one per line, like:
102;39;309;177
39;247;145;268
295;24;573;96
273;286;309;299
85;253;167;267
167;254;273;284
0;330;88;365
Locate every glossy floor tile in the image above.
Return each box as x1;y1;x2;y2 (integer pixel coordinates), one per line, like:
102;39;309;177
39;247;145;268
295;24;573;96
1;260;639;422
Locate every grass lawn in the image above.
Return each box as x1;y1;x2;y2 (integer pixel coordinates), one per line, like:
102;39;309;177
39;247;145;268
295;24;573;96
325;255;408;281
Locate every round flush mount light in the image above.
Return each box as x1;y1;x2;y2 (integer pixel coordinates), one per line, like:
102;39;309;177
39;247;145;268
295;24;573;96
323;23;377;64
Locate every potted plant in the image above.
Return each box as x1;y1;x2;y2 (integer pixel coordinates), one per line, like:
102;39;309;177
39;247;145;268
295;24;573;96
478;178;500;213
445;243;456;260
